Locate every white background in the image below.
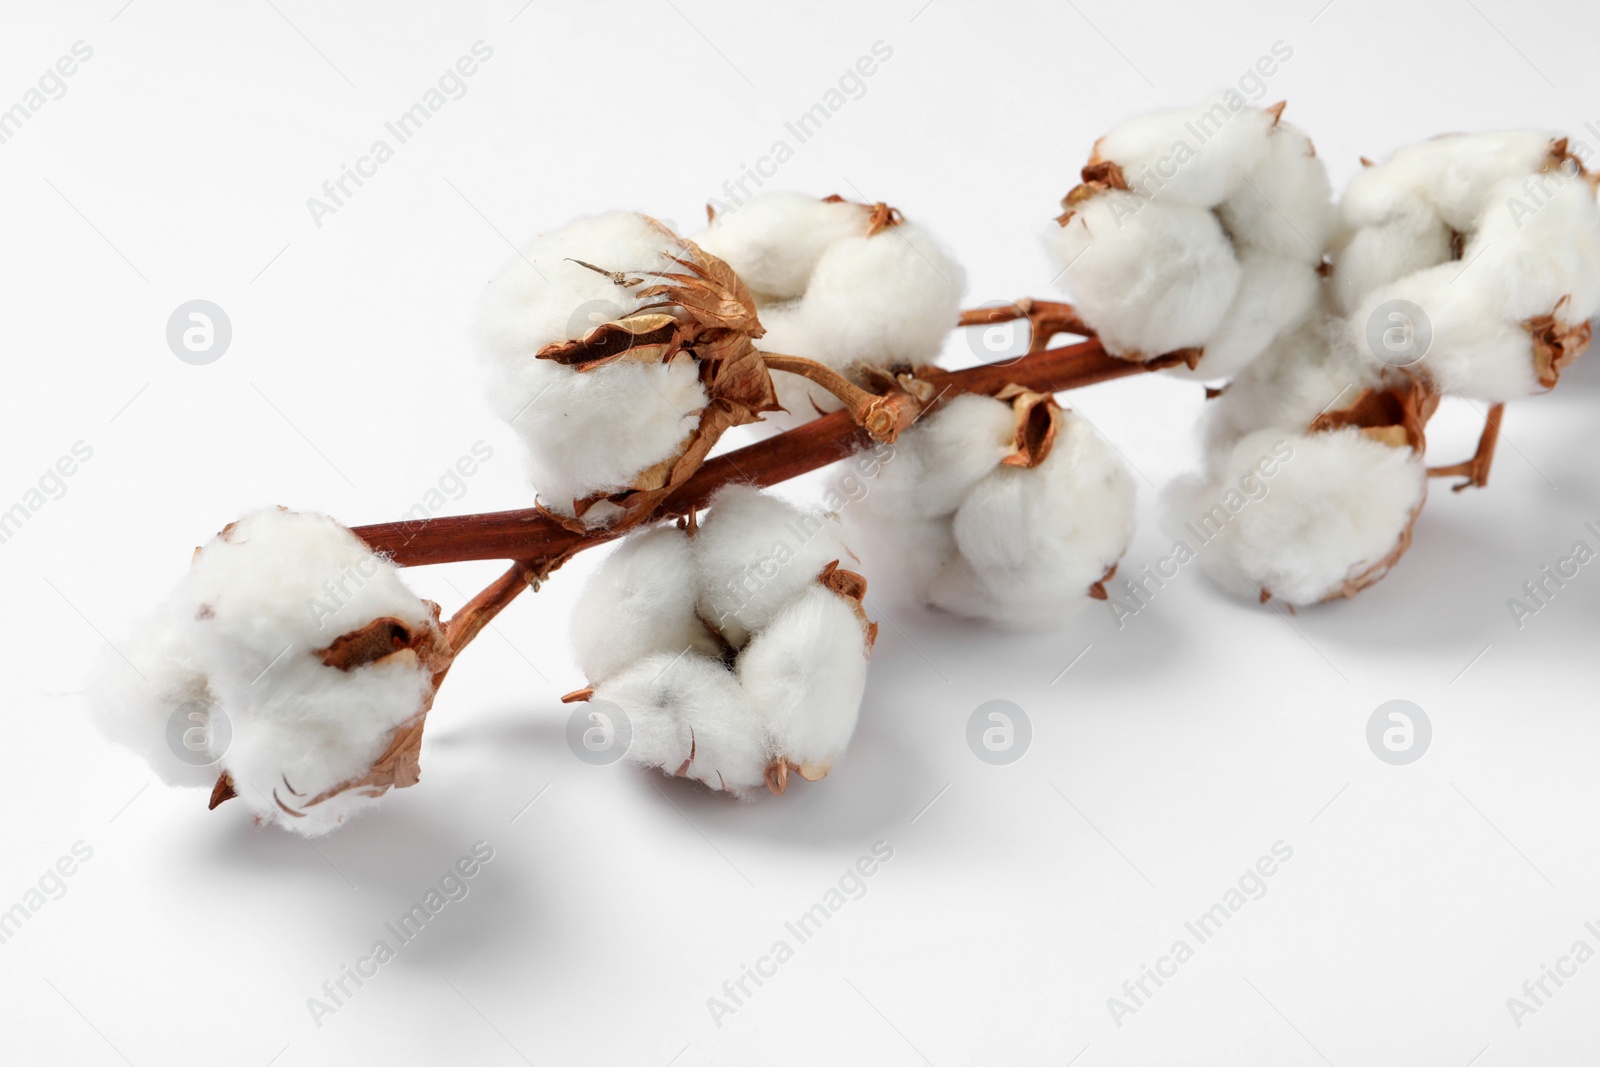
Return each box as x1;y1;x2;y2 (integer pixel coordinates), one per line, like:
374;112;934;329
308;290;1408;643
3;1;1599;1064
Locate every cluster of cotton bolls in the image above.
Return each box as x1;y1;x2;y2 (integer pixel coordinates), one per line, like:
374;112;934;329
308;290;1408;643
1332;132;1600;400
90;508;449;835
845;390;1136;628
570;486;876;794
693;192;966;420
1049;95;1334;379
1040;98;1600;604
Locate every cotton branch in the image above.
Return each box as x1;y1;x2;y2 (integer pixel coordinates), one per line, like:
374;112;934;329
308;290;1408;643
352;333;1156;569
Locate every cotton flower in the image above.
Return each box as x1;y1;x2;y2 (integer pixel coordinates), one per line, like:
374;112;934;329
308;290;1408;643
844;390;1136;628
1169;378;1433;606
477;211;779;526
1048;95;1334;379
90;508;450;835
693;192;966;420
1332;133;1600;400
569;485;875;794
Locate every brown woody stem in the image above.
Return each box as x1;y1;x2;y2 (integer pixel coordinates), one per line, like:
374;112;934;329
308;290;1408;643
352;336;1155;568
1427;402;1504;492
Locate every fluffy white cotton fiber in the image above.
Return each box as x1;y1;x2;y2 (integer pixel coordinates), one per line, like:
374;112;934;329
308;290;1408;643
90;508;446;835
572;486;873;794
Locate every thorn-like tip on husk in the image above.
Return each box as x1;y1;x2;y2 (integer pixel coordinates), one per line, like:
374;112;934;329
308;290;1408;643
209;773;237;810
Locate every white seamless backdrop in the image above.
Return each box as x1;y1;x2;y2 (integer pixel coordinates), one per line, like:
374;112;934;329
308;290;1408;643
2;1;1598;1065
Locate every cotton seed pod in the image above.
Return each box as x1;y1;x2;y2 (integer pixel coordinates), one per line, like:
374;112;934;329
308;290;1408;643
89;508;451;835
568;485;875;795
1334;134;1600;400
1168;379;1435;605
1048;95;1334;379
477;211;780;527
845;389;1136;629
693;192;966;422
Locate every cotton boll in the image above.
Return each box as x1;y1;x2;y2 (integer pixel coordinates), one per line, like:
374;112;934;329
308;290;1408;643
174;509;445;834
1050;193;1241;358
693;485;852;649
691;192;871;302
796;222;965;373
1172;428;1426;605
738;586;870;779
90;508;448;835
593;651;769;794
569;487;875;795
1091;96;1274;208
930;411;1136;628
570;526;719;684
